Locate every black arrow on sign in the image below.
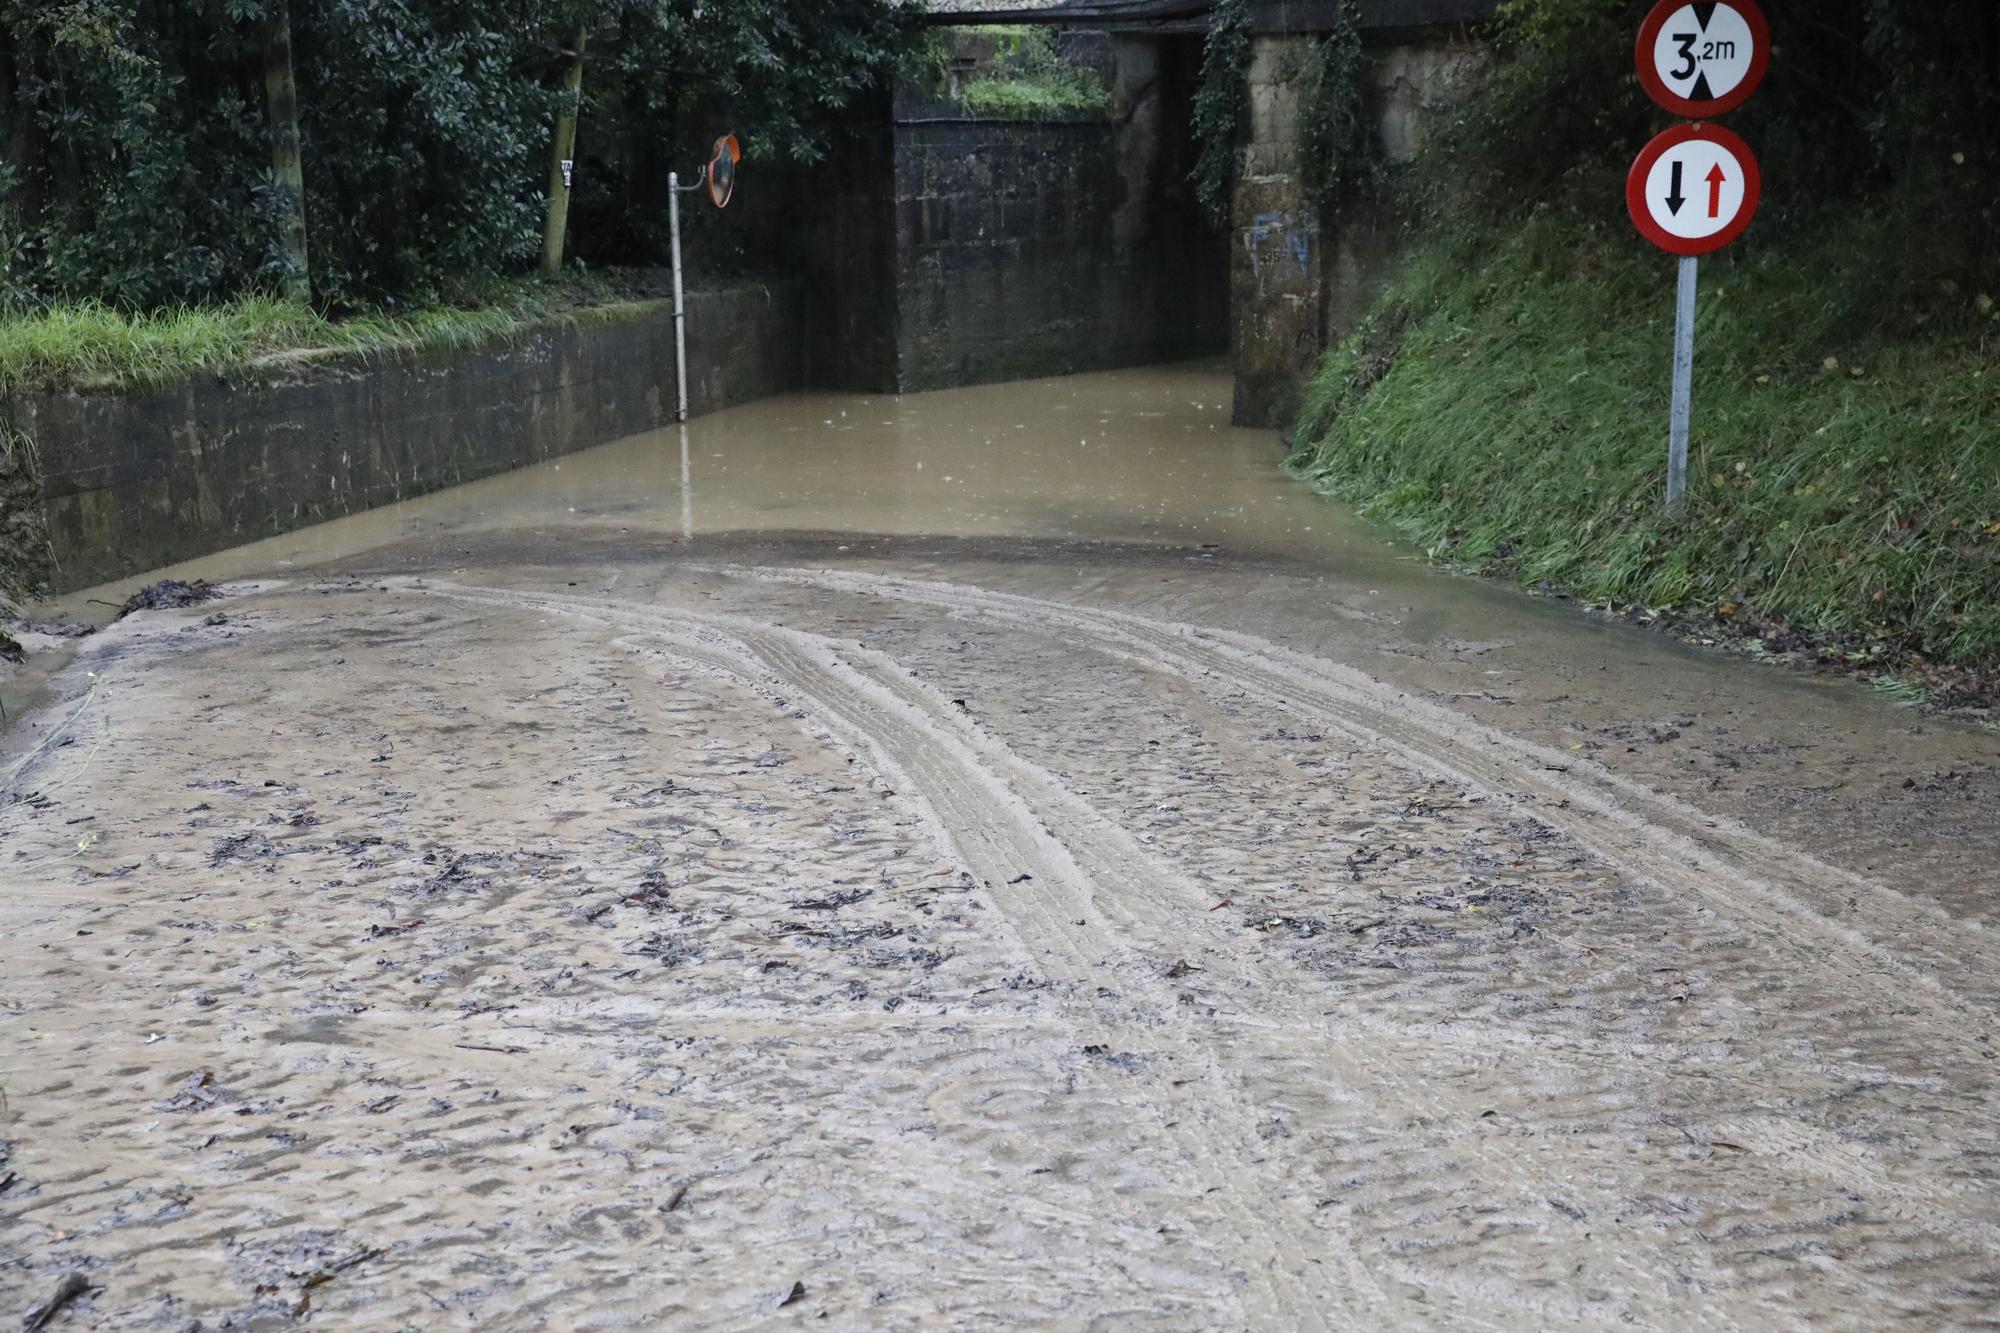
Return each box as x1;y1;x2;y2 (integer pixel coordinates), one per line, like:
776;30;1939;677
1665;159;1686;215
1691;2;1718;29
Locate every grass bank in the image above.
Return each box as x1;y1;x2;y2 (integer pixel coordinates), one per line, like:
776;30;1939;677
0;273;661;395
1286;0;1999;699
1288;211;2000;688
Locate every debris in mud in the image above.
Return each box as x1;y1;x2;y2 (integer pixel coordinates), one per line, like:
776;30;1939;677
208;831;277;866
778;1281;807;1309
160;1069;222;1113
792;886;871;911
22;1271;92;1332
622;875;672;911
632;932;703;968
290;1248;384;1316
1081;1044;1147;1072
116;579;220;618
14;620;94;640
0;628;20;663
416;852;499;896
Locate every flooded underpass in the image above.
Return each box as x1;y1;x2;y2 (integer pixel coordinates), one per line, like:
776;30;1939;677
5;364;2000;1328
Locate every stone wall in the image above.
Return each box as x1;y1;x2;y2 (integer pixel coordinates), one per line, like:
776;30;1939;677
801;120;903;394
1229;30;1493;427
4;279;802;596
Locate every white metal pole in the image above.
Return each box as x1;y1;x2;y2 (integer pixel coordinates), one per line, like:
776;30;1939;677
668;169;690;424
1667;253;1697;509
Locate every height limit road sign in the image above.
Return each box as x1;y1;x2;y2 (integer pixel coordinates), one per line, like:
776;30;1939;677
1628;3;1767;509
1636;0;1768;119
1626;123;1760;256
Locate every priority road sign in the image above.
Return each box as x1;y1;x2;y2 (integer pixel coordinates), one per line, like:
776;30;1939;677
1626;123;1760;257
1636;0;1769;120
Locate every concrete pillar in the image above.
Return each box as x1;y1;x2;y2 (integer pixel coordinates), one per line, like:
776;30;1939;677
1230;35;1323;429
1227;31;1495;431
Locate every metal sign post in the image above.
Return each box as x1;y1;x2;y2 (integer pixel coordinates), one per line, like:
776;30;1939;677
1668;254;1697;505
1629;0;1767;510
668;169;690;423
667;134;742;424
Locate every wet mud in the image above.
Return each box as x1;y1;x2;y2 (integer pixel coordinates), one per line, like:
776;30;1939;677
4;366;2000;1328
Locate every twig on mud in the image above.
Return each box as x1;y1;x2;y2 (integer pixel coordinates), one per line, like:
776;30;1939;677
453;1043;527;1055
293;1247;384;1316
23;1272;91;1331
306;1247;384;1284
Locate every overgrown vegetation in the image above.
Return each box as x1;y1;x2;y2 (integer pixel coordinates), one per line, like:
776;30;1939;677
1289;0;2000;682
1190;0;1252;223
1297;1;1368;203
957;27;1110;119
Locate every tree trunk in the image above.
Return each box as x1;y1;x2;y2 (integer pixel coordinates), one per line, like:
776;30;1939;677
540;30;588;276
261;0;310;302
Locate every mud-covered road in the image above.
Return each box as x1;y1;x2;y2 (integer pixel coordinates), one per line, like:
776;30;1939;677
5;367;2000;1329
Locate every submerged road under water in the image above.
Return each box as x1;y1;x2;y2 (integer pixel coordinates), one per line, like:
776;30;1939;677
4;364;1999;1327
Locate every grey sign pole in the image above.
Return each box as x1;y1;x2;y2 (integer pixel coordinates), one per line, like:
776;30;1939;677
667;169;690;424
1666;253;1697;508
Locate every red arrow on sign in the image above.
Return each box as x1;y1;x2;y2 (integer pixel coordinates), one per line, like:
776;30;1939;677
1706;162;1726;217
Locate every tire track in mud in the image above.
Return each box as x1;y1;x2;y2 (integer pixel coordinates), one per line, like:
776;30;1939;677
701;567;2000;1271
401;580;1369;1330
732;567;2000;1026
405;578;1810;1327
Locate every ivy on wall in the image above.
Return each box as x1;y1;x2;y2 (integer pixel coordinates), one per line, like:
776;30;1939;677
1298;0;1369;204
1189;0;1251;225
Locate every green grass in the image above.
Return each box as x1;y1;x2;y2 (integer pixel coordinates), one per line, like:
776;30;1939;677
955;25;1110;119
959;73;1110;118
0;274;658;394
1288;210;2000;671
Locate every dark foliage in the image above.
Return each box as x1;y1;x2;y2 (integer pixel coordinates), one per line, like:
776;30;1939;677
1408;0;2000;322
0;0;909;308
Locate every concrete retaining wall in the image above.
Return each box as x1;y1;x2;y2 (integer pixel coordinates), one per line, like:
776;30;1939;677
4;279;801;596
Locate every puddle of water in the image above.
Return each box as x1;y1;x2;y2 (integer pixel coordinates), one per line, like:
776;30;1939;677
46;361;1424;620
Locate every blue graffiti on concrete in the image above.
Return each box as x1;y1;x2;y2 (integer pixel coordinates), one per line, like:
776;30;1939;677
1246;210;1312;279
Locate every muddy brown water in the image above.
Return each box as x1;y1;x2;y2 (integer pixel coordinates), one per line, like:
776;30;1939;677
4;363;1999;1328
